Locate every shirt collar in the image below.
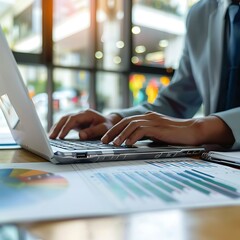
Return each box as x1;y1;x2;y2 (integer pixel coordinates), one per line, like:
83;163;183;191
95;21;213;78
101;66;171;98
217;0;232;16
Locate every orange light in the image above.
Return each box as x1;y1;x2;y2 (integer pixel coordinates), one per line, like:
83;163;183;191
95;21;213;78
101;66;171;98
160;76;170;86
146;79;158;103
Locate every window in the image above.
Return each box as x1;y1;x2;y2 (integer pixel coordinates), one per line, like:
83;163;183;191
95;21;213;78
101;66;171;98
0;0;200;133
132;0;199;68
53;0;93;67
130;73;170;106
19;65;48;129
96;72;126;113
96;0;128;71
53;68;90;123
0;0;42;53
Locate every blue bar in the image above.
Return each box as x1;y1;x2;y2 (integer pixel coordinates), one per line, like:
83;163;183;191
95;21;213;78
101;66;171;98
151;172;185;190
163;172;211;195
135;171;174;193
115;174;150;198
125;173;177;203
192;169;214;178
178;172;240;199
187;170;237;192
96;173;130;200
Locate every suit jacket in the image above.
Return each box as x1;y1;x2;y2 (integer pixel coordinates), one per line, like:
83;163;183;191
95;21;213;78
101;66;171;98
117;0;240;149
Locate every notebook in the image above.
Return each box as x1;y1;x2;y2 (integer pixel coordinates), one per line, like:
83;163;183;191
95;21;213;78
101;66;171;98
0;27;204;164
202;151;240;167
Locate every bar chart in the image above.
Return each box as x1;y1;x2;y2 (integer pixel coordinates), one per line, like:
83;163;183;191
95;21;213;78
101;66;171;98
78;159;240;210
1;160;240;223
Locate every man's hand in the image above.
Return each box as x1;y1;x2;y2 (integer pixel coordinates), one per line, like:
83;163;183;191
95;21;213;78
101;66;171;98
49;109;122;140
101;112;235;147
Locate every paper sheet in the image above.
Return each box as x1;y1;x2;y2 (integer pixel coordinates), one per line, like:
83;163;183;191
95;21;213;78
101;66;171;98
0;133;21;149
203;151;240;163
1;158;240;224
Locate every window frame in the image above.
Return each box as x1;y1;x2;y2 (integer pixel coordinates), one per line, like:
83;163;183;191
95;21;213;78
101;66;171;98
12;0;174;131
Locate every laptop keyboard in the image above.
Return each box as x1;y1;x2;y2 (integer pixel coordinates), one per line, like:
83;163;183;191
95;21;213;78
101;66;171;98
49;139;124;150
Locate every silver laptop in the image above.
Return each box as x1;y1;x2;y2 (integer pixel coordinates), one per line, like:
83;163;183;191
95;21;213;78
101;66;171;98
0;27;204;164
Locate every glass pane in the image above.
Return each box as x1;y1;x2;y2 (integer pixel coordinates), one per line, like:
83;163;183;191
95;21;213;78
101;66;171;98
96;0;127;71
19;65;48;129
132;0;200;68
53;0;92;67
96;72;125;114
129;73;171;106
0;0;42;53
53;69;90;123
129;73;204;117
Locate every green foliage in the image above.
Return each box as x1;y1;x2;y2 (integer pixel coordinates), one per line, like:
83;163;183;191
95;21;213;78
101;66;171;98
2;26;9;35
138;0;180;16
54;81;64;91
27;80;46;94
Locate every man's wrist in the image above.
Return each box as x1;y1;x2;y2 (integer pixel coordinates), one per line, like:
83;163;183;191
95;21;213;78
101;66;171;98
195;116;235;146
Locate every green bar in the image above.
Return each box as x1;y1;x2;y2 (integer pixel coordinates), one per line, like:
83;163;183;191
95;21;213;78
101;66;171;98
115;174;150;198
154;172;185;190
136;172;174;194
126;173;176;203
141;182;177;202
97;173;129;200
186;170;237;192
179;173;240;199
164;172;211;195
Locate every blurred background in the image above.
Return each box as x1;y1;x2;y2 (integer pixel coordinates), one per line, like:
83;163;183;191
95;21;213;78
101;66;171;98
0;0;200;132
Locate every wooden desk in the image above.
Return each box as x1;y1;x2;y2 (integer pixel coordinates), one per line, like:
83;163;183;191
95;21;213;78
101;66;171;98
1;149;240;240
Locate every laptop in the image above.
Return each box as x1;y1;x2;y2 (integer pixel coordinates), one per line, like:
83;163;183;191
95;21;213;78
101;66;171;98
0;27;204;164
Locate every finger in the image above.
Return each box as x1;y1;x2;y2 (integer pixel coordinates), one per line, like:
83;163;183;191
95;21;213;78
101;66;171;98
125;126;161;145
49;115;70;139
125;125;194;146
101;114;164;144
103;114;154;143
112;119;151;146
101;117;134;143
79;122;109;140
58;110;105;139
58;114;89;139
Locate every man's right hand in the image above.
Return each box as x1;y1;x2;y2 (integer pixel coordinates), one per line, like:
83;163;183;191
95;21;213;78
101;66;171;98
49;109;122;140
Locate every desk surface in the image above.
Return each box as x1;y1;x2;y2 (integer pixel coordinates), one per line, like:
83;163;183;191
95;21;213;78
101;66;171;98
1;149;240;240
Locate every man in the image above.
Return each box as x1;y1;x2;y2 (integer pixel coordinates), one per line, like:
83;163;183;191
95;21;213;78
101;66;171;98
50;0;240;150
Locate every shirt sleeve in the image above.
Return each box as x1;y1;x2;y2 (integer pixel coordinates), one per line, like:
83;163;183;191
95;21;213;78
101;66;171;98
212;108;240;150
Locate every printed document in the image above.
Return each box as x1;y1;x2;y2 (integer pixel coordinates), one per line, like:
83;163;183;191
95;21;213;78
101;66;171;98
1;158;240;223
